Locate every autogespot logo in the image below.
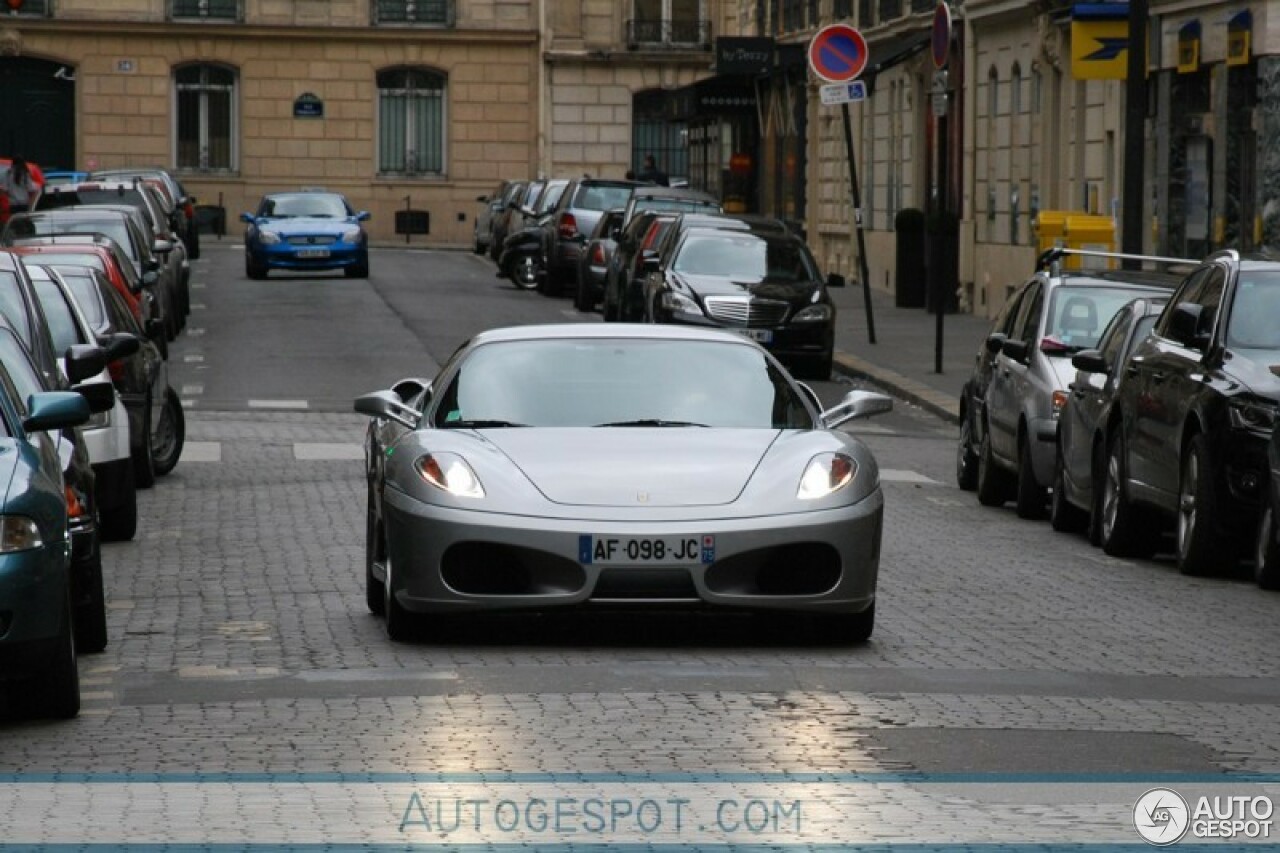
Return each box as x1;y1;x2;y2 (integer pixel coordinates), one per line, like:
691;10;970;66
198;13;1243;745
1134;788;1191;846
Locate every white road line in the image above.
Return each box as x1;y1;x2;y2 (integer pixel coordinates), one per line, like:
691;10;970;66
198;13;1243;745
293;443;363;461
880;469;941;485
187;328;206;336
191;303;206;310
248;399;309;410
182;442;222;462
184;354;204;363
181;384;203;395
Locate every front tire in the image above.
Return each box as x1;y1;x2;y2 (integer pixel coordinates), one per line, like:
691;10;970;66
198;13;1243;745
956;410;979;491
75;556;108;654
1050;453;1088;533
366;491;385;616
31;591;80;719
246;255;267;280
151;388;185;477
100;460;138;542
1176;435;1224;576
1014;434;1047;519
1255;504;1280;590
1099;428;1155;558
344;259;369;279
510;254;540;290
574;276;595;312
134;395;156;489
382;553;415;642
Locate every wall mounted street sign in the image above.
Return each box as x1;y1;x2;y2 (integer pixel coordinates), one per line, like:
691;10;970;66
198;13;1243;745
932;1;952;69
807;24;869;84
820;81;868;105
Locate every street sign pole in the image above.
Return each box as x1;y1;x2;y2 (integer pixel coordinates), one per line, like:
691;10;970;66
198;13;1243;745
930;1;952;375
841;102;875;345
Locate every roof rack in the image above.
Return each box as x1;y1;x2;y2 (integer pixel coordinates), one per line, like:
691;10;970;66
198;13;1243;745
1035;247;1197;277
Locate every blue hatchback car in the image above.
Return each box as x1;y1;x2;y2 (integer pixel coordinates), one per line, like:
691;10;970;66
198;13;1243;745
240;191;370;280
0;378;91;719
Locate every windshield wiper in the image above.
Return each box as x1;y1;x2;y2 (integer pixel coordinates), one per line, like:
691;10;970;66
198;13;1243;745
440;419;529;429
594;419;708;428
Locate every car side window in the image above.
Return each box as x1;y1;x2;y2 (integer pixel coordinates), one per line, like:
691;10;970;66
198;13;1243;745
1193;266;1226;337
1012;282;1044;345
1156;267;1209;337
992;281;1030;338
1096;309;1133;369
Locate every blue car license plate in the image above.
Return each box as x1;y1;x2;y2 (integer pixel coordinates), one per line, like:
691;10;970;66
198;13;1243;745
579;535;715;566
295;248;330;259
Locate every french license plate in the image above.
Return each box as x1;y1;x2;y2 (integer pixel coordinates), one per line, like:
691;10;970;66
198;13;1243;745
579;535;715;566
736;328;773;344
295;248;330;259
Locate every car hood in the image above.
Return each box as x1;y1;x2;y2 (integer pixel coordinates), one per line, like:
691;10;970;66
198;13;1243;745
675;273;820;303
1225;348;1280;400
257;217;356;236
482;428;780;507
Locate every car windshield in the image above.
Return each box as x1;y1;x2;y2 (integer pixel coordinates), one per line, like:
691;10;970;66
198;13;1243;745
432;338;812;429
1227;272;1280;350
1045;285;1163;352
672;232;818;283
260;194;350;219
576;185;633;212
31;277;86;354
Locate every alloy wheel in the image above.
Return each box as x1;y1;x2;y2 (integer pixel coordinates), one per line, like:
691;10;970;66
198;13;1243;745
1177;451;1199;559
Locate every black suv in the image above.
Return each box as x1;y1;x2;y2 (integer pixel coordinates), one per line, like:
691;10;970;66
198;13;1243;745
539;178;640;296
1103;249;1280;574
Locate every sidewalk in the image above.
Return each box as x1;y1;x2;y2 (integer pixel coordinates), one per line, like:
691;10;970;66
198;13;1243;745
828;281;993;424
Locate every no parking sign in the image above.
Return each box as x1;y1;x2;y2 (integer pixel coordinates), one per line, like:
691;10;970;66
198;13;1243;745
807;24;868;84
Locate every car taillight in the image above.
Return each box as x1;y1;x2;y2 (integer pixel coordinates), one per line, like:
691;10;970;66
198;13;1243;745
591;244;605;265
558;213;578;241
1051;390;1068;418
65;484;87;521
184;201;195;220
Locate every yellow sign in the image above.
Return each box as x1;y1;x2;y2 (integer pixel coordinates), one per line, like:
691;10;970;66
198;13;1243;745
1177;20;1200;73
1227;11;1252;67
1071;18;1131;80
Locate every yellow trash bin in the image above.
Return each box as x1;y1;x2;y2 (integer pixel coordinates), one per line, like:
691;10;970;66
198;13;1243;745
1063;215;1117;269
1032;210;1068;255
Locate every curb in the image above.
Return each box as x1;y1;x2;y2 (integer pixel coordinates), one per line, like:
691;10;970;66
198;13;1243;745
832;350;961;425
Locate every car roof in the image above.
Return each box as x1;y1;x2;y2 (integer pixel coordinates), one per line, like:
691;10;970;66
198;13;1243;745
630;186;719;203
467;323;767;347
1048;270;1182;290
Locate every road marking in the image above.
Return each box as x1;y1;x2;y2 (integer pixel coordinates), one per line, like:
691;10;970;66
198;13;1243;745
193;282;206;289
182;441;222;462
880;469;941;484
191;303;206;310
181;384;203;395
181;398;198;408
293;442;363;461
248;399;309;410
183;354;204;363
187;328;206;336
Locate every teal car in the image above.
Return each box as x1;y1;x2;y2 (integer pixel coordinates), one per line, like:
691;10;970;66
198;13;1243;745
0;381;90;719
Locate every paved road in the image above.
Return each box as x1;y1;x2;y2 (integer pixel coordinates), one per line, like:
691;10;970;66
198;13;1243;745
0;244;1277;848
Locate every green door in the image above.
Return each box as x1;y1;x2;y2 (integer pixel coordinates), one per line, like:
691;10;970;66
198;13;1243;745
0;57;75;171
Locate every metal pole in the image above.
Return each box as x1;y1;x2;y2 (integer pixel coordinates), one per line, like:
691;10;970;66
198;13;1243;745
935;106;947;375
841;102;876;345
1121;0;1149;266
404;195;411;245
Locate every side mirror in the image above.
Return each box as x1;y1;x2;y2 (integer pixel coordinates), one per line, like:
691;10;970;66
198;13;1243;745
74;379;116;415
239;212;257;224
821;389;894;430
1000;339;1030;363
23;391;89;433
985;332;1008;355
64;344;108;384
1071;348;1108;374
354;389;421;430
154;238;174;255
356;211;371;222
101;332;140;361
142;270;160;288
1168;302;1211;350
826;272;846;288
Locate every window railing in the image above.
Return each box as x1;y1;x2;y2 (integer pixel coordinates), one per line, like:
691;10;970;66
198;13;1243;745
3;0;50;16
170;0;241;20
626;18;712;50
374;0;453;26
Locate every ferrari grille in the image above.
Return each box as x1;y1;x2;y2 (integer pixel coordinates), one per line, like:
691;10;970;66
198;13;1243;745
703;296;789;328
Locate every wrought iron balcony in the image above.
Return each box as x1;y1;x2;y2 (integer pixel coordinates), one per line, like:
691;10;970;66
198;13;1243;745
625;18;712;50
374;0;453;25
3;0;49;16
170;0;241;20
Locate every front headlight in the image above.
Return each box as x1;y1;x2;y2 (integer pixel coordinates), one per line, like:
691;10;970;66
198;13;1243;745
256;229;282;245
659;291;703;315
414;452;485;498
341;227;364;243
797;452;857;500
1228;398;1279;437
793;304;833;323
0;516;43;552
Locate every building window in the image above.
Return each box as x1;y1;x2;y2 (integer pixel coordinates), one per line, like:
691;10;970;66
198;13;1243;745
377;67;445;176
170;0;240;20
858;0;874;27
834;0;853;18
1010;63;1022;114
877;0;903;22
632;91;688;181
373;0;453;26
776;0;816;31
987;66;998;117
629;0;709;48
2;0;49;15
174;64;237;172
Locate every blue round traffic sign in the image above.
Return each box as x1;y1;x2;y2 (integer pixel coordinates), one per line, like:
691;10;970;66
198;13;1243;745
807;24;869;84
932;2;952;69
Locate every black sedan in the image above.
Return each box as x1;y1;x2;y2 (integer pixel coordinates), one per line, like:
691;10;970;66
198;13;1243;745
638;223;843;379
1050;296;1166;541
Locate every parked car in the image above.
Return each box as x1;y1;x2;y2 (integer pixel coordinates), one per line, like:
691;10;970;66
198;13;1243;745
574;208;626;312
620;185;722;224
1050;295;1167;540
638;222;844;379
957;249;1184;518
489;180;538;263
475;179;523;258
1258;422;1280;590
355;324;891;642
540;178;640;296
240;190;370;279
42;170;89;187
602;211;679;322
1105;249;1280;575
496;179;569;290
0;379;91;718
87;166;201;260
27;263;141;541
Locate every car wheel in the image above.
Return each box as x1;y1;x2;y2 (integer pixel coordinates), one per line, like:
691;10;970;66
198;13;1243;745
473;238;485;255
151;388;185;477
100;461;138;542
344;260;369;279
1100;427;1155;558
75;554;108;655
510;254;540;291
976;426;1011;507
956;410;979;491
1254;504;1280;590
30;590;79;719
382;552;415;642
186;228;201;261
133;395;157;489
1176;434;1223;576
1050;453;1088;533
1014;435;1047;519
246;255;267;280
574;276;595;312
366;492;386;616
